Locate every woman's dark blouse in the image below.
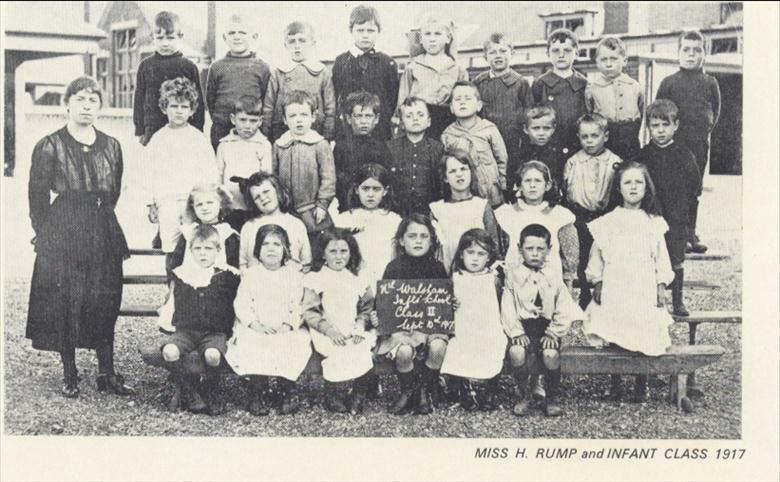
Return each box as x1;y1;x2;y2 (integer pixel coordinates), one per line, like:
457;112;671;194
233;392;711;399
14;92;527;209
28;127;123;236
382;254;448;280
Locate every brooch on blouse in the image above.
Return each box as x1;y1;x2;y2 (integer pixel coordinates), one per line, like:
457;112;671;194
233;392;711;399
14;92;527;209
81;146;90;153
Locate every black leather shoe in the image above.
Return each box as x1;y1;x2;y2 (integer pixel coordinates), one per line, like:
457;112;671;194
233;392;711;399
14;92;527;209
96;374;136;396
61;382;80;399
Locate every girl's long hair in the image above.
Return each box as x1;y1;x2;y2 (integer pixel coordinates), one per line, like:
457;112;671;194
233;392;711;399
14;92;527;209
237;171;293;216
451;228;497;274
392;213;440;258
609;161;662;215
346;163;396;212
253;223;292;266
313;228;363;276
512;161;560;207
439;148;478;201
185;183;233;223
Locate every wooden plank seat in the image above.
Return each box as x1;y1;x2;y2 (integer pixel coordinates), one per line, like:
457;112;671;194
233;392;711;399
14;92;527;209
672;311;742;344
685;251;731;261
138;343;724;412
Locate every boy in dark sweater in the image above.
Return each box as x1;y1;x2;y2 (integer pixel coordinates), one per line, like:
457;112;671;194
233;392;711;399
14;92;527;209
133;11;204;146
161;225;240;415
531;28;588;159
334;91;392;212
473;32;533;175
386;97;444;215
332;5;399;141
656;30;721;253
206;15;271;152
510;105;567;198
636;100;700;316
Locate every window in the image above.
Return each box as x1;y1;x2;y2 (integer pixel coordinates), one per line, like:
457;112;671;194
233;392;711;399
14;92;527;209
578;48;597;60
545;17;586;39
711;37;740;54
111;28;139;108
96;58;109;100
720;2;743;25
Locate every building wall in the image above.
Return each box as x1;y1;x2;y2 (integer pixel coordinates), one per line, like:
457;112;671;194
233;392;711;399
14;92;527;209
647;2;724;32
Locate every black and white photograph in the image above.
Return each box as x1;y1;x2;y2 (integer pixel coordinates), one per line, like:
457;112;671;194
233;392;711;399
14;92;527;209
1;1;777;481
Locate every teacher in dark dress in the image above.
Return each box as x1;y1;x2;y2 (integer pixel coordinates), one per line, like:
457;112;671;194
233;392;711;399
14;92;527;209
26;77;134;398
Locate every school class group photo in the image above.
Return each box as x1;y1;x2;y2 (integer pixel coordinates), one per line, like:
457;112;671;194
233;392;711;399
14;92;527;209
23;3;727;423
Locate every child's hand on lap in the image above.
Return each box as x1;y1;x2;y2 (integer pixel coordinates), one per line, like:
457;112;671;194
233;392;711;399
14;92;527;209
353;334;364;344
147;204;159;224
369;311;379;328
314;206;328;224
325;326;348;346
541;334;558;350
451;296;460;311
512;335;530;348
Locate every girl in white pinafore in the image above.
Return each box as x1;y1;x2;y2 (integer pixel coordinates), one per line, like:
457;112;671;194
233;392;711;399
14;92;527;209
330;163;402;286
429;149;500;273
440;229;507;411
225;224;311;416
495;161;578;284
302;229;377;414
583;162;675;401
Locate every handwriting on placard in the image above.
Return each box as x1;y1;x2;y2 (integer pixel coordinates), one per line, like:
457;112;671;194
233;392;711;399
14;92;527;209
375;279;455;335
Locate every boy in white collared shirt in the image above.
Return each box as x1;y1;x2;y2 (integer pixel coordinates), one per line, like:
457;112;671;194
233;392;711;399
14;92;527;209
261;21;336;143
585;36;644;162
562;113;623;308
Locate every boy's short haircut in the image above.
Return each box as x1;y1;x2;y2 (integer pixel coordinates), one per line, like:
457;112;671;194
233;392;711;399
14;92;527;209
547;28;579;50
158;76;199;111
483;32;513;52
285;21;315;39
191;224;221;247
596;35;626;56
343;90;381;116
524;105;557;126
281;90;316;115
519;223;552;247
678;29;707;50
64;76;103;106
398;96;429;116
154;11;182;35
451;80;481;101
645;99;679;123
577;113;609;133
350;5;381;31
233;95;263;116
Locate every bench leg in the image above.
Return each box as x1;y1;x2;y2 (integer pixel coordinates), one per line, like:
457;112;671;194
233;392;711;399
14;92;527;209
687;323;704;398
671;374;694;413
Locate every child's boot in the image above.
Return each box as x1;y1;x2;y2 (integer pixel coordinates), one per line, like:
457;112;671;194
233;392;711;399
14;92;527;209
672;268;690;316
347;374;368;415
205;367;225;416
512;369;533;416
279;378;301;415
364;371;382;400
165;362;185;412
530;374;546;402
459;378;479;411
608;374;624;401
61;356;80;399
416;366;437;415
247;376;269;416
324;381;348;413
632;375;649;403
543;369;564;417
479;377;499;412
390;370;417;415
187;375;208;414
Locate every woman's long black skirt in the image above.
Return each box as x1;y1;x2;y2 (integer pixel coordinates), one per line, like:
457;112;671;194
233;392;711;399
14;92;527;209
26;192;128;352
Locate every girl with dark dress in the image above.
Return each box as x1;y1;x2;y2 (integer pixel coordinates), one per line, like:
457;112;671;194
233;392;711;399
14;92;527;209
26;77;134;398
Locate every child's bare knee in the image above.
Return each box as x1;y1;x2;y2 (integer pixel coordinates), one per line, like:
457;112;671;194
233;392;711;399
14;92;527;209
396;344;414;364
203;348;222;367
542;349;560;370
509;345;527;367
162;344;180;362
428;339;447;360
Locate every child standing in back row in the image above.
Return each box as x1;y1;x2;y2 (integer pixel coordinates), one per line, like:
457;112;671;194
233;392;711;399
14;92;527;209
332;5;399;140
532;28;588;158
262;22;336;143
655;30;721;253
397;15;469;140
206;14;271;152
586;36;644;162
441;81;508;208
473;32;533;173
134;11;204;146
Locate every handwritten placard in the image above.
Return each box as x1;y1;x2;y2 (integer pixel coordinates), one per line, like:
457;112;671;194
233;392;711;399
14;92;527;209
375;279;455;335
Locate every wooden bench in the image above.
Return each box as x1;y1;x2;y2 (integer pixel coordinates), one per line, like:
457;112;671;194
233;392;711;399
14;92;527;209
138;343;724;413
685;251;731;261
